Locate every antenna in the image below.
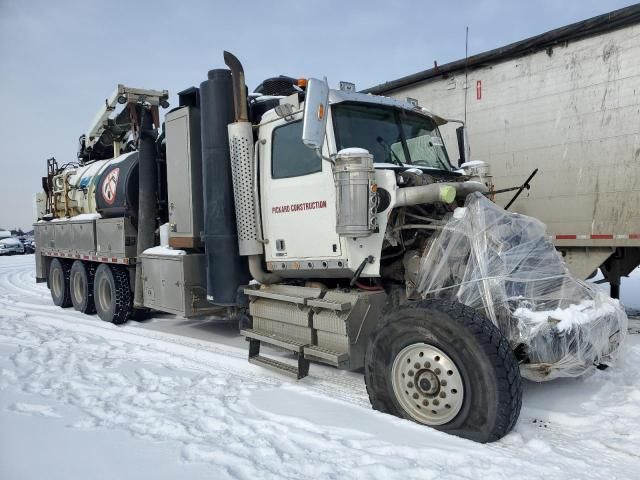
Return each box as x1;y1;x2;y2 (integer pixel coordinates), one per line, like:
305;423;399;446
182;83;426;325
464;26;469;125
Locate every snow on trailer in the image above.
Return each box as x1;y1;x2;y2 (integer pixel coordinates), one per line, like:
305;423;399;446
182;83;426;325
31;50;628;444
366;4;640;296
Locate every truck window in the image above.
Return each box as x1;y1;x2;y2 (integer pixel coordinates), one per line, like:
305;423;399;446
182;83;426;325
333;102;453;171
271;120;322;179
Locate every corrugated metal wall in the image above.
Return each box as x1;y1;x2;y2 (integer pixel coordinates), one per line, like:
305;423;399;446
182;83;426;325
384;25;640;243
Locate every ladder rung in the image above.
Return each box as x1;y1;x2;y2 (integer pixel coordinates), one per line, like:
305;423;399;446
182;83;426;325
307;298;352;311
249;355;301;379
303;345;350;367
241;328;307;352
243;289;310;305
246;337;311;380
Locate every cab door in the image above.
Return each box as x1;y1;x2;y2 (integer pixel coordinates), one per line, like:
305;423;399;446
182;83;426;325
260;115;341;262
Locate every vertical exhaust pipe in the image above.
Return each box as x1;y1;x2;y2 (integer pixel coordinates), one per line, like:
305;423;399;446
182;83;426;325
223;51;281;285
223;51;249;123
134;106;158;307
200;69;251;305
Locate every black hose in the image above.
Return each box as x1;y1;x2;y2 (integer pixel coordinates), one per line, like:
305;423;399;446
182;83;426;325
350;255;375;287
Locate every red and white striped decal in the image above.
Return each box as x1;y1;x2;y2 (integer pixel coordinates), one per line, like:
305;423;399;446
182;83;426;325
550;234;640;240
41;249;131;265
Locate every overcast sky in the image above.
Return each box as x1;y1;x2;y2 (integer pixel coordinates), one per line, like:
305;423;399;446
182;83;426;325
0;0;636;230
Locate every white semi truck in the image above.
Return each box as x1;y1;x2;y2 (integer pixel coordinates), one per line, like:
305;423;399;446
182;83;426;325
365;5;640;299
32;51;621;443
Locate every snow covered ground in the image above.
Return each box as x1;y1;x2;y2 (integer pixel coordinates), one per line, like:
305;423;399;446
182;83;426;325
1;254;639;479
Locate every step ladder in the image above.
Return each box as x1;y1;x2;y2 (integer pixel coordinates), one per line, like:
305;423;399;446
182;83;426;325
241;328;310;379
240;285;385;378
241;285;323;379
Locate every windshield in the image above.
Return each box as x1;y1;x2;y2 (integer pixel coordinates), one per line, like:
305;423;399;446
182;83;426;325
332;102;453;171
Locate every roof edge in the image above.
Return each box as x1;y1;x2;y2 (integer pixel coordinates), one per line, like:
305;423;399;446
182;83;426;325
364;4;640;94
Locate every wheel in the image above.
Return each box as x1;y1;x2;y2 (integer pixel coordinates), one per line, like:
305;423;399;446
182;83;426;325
365;299;522;443
69;261;96;314
93;264;132;324
49;258;72;307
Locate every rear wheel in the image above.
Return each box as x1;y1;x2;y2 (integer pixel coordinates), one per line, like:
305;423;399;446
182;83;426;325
49;258;72;307
69;261;96;314
93;264;132;324
365;300;522;443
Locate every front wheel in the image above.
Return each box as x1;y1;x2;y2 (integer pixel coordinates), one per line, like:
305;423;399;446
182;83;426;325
364;300;522;443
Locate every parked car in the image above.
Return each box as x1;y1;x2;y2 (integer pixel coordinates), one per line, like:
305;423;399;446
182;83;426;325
0;237;25;255
22;239;35;254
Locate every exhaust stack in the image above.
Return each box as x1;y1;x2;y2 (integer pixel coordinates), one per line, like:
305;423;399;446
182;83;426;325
223;51;281;285
200;69;250;305
134;107;158;308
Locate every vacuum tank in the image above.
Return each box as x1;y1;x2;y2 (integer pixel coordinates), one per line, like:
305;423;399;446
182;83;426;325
50;152;139;219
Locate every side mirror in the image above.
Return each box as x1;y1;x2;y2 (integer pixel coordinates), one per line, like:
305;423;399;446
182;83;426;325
302;77;330;151
456;125;470;167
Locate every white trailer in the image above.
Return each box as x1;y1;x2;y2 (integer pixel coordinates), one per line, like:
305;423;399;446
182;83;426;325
366;5;640;297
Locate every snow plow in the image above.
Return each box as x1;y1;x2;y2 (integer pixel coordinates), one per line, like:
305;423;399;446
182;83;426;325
33;52;626;443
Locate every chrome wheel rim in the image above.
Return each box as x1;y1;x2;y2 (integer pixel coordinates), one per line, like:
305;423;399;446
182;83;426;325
72;271;84;304
97;276;112;312
51;268;62;298
391;343;464;425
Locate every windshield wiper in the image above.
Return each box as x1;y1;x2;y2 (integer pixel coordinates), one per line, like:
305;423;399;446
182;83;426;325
377;136;404;166
433;153;450;171
412;154;451;172
427;139;452;171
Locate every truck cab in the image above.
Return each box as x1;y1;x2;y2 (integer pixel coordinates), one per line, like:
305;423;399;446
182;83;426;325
257;87;463;281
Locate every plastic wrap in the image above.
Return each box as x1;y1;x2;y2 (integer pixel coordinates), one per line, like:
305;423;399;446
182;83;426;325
416;192;627;381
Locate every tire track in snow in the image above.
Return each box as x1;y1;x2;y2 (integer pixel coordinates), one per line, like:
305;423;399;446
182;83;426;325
0;256;370;407
2;255;640;479
0;306;586;480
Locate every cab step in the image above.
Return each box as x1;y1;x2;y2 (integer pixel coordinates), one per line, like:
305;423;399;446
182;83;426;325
242;328;310;380
248;355;306;379
241;328;307;352
303;345;350;368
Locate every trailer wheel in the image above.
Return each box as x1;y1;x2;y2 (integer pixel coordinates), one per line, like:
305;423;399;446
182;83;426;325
49;258;72;308
93;264;132;325
364;299;522;443
69;261;96;314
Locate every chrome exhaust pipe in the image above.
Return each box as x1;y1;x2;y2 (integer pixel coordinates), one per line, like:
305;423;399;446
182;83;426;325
223;51;249;123
223;51;281;285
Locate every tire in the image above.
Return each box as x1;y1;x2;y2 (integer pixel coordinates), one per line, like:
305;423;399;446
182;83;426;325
365;299;522;443
69;261;96;314
49;258;72;308
93;264;132;325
